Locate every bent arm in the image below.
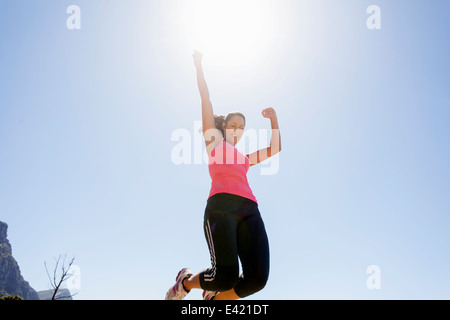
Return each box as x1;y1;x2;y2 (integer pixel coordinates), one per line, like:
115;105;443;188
247;113;282;166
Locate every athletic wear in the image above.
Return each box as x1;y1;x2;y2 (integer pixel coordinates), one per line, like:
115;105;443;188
199;193;270;298
165;268;193;300
208;140;258;204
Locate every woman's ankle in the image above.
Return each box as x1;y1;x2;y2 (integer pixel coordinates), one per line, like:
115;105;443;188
183;273;201;292
182;277;191;292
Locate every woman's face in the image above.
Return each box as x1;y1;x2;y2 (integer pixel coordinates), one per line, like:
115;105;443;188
223;115;245;146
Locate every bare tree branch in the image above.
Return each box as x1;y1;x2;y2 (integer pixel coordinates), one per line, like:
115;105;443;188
44;254;77;300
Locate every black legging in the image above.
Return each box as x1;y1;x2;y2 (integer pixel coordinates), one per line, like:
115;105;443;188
199;193;270;298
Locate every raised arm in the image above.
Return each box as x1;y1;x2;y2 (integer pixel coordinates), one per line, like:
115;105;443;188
193;51;222;154
193;51;211;102
247;107;282;166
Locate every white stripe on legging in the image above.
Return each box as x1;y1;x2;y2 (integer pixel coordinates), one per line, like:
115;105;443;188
204;220;216;282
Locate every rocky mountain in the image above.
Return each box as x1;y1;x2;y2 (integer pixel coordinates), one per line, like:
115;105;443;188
0;221;39;300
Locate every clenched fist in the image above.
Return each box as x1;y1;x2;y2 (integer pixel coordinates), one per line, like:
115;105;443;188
193;50;203;68
262;107;277;120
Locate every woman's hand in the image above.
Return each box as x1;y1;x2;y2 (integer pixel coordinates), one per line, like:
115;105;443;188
193;50;203;68
262;107;277;120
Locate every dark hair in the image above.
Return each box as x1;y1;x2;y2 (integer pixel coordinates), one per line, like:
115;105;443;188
214;112;246;136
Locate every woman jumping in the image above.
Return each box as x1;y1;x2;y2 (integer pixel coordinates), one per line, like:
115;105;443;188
165;51;282;300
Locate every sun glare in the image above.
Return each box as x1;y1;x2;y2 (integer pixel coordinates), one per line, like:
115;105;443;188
181;0;276;66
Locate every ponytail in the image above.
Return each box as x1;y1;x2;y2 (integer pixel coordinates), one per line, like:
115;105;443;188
214;115;226;136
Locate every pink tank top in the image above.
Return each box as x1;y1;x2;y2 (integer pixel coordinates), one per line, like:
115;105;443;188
208;139;258;203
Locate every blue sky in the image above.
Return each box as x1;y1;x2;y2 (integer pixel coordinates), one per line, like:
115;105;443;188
1;0;449;299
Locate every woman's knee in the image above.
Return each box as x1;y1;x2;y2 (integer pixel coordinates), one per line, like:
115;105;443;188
214;266;239;291
203;265;239;292
252;274;268;293
235;273;269;298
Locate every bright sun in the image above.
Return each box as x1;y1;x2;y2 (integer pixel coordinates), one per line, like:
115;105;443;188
181;0;277;66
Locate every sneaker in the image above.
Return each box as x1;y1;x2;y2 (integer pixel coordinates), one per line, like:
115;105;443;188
202;290;218;300
165;268;193;300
